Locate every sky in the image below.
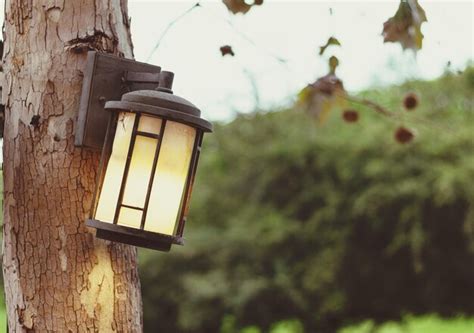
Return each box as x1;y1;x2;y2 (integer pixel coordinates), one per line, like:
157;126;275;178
128;0;473;121
0;1;472;122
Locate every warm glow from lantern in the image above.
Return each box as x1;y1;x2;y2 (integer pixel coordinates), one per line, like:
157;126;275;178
94;112;195;236
146;121;196;235
120;135;158;228
95;112;135;223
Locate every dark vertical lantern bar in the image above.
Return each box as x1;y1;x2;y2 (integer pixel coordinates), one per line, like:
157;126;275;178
113;113;141;224
140;119;167;230
176;130;203;237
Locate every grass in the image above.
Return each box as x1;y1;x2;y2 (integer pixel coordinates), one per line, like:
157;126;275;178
339;315;474;333
0;303;5;331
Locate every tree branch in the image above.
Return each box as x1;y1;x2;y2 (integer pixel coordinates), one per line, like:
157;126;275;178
146;2;201;62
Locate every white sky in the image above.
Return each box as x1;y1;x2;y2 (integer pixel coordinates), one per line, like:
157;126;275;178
129;0;473;121
1;1;473;122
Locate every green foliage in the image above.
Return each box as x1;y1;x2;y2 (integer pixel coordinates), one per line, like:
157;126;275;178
220;317;304;333
270;319;305;333
339;315;474;333
0;287;5;331
140;68;474;332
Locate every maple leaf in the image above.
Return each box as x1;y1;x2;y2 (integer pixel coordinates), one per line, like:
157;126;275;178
297;74;346;122
382;0;427;51
222;0;263;15
220;45;235;57
319;36;341;56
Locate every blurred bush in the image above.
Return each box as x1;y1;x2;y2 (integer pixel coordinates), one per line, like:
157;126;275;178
139;67;474;332
339;314;474;333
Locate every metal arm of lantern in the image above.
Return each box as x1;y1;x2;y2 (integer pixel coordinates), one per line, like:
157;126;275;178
76;51;212;252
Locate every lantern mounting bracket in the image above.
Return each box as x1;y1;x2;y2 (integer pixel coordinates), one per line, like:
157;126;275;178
75;51;163;150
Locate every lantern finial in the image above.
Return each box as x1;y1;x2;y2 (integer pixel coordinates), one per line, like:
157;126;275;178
157;71;174;93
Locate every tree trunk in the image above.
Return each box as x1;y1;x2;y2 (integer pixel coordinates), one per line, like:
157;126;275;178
2;1;142;331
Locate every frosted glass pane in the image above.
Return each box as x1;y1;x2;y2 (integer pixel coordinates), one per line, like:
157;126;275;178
122;136;157;209
138;115;162;134
145;121;196;235
95;112;135;223
118;207;142;229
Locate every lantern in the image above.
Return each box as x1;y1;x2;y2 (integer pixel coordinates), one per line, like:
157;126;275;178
76;52;212;251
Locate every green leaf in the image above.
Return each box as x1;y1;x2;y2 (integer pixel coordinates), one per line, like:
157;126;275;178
319;36;341;56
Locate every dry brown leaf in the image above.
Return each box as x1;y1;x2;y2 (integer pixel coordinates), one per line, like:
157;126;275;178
382;0;427;51
220;45;235;57
297;74;346;122
222;0;263;15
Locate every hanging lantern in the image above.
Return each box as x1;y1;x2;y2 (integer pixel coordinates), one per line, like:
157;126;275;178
76;52;212;251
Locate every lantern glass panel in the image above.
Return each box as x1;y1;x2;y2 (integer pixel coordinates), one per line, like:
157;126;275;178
94;110;198;238
95;112;135;223
138;115;162;134
122;135;157;208
145;121;196;235
118;207;142;228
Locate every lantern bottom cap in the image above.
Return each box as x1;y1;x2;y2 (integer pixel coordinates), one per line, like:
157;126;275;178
86;219;184;252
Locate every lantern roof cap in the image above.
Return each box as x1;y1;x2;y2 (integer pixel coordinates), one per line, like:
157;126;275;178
122;90;201;117
105;90;213;132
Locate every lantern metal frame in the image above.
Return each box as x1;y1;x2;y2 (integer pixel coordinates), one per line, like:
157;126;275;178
76;51;212;251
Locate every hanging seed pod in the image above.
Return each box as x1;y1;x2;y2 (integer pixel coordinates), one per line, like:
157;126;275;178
395;126;414;143
342;109;359;123
403;92;419;110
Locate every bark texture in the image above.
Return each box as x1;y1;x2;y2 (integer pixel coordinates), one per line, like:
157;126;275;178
2;1;142;331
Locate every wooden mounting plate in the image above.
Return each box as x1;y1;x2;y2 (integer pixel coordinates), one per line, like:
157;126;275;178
75;51;161;150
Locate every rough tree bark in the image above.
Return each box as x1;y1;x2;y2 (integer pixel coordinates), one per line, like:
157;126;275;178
2;1;142;331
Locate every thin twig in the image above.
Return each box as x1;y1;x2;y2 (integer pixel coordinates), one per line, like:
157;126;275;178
345;95;397;118
146;2;201;62
243;69;261;109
